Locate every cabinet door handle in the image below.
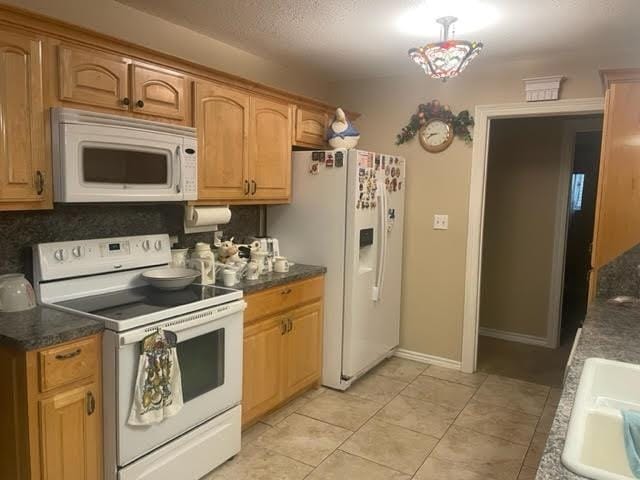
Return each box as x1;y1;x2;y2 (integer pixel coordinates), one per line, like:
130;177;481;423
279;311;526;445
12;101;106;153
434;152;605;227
280;319;287;335
136;99;145;108
287;318;293;333
55;348;81;360
35;170;45;195
86;391;96;416
251;180;257;195
244;180;250;195
122;97;130;106
280;288;292;295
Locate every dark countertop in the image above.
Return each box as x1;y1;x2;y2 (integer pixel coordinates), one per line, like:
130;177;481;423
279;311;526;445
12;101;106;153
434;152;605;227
235;263;326;294
537;299;640;479
0;305;104;351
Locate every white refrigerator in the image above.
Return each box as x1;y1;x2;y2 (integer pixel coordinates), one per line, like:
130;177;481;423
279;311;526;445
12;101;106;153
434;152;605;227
268;149;406;390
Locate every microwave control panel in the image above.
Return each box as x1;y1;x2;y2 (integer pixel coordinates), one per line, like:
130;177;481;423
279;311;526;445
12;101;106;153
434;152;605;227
182;138;198;199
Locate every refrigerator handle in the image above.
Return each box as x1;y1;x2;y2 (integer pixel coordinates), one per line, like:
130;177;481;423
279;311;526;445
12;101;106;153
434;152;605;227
372;182;388;302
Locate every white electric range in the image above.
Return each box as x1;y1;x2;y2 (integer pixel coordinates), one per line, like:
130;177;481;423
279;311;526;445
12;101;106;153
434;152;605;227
33;234;244;480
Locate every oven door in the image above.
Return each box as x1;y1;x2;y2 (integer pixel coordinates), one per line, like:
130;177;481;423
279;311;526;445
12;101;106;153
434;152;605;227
56;122;184;202
115;300;243;467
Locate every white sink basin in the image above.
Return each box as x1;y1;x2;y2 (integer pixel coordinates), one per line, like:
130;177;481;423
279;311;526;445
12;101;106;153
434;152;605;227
562;358;640;479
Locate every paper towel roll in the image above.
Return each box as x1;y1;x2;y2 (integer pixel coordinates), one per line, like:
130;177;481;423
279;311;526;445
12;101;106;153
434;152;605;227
184;206;231;233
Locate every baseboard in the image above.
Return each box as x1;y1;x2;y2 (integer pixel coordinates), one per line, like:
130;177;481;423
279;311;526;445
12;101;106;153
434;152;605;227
479;327;551;348
394;348;461;370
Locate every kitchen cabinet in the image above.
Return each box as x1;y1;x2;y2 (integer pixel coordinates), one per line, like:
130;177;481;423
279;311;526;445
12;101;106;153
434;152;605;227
0;334;102;480
195;79;292;204
57;45;189;123
293;106;328;148
242;276;324;427
0;27;50;211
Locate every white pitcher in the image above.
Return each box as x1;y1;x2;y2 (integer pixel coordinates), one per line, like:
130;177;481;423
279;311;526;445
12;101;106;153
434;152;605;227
189;243;216;285
0;274;36;312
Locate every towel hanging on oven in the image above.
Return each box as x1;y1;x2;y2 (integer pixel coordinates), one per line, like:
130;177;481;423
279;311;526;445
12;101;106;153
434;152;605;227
128;330;183;426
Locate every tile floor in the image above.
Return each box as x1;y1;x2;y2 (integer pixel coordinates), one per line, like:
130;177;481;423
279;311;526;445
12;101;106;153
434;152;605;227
203;358;562;480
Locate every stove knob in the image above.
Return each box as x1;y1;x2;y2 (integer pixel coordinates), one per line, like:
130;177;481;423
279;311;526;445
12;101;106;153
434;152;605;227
72;246;85;258
154;239;163;251
142;239;151;251
54;249;67;261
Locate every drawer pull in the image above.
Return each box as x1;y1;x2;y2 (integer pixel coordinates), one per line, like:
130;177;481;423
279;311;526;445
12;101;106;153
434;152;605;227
287;318;293;333
55;349;81;360
35;170;45;195
136;99;145;108
86;391;96;416
280;319;287;335
281;288;292;295
122;97;130;106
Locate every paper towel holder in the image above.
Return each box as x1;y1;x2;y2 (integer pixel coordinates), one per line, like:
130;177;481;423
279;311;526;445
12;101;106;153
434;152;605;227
184;205;230;234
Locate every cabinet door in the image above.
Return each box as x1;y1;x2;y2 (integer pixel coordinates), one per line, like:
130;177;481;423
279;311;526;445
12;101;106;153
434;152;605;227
242;316;285;426
249;96;292;201
58;45;130;111
283;302;322;398
294;107;327;148
131;62;187;121
195;81;250;201
39;382;101;480
0;29;48;208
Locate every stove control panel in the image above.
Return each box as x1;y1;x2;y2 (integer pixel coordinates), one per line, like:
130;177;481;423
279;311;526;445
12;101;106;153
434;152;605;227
34;234;172;282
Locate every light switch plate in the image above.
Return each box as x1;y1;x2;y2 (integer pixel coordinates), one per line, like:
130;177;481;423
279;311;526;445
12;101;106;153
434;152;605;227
433;214;449;230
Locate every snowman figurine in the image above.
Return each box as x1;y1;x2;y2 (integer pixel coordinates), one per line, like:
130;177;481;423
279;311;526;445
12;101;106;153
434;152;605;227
326;107;360;149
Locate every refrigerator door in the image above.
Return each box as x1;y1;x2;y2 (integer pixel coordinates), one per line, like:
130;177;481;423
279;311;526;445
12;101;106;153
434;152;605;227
267;149;349;389
342;151;405;379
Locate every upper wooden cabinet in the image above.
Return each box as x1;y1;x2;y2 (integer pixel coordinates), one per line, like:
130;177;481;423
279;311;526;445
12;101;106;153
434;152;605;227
131;62;186;120
58;45;130;111
250;97;292;201
591;69;640;273
0;27;50;211
293;106;328;148
195;79;292;204
57;45;189;123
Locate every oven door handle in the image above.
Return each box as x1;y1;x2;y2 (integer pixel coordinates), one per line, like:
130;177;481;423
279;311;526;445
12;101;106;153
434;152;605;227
118;300;246;347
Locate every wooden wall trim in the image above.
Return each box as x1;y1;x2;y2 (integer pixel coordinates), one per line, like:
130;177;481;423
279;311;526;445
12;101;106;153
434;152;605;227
0;3;359;118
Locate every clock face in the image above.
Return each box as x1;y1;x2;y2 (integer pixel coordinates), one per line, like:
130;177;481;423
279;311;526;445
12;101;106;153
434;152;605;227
419;119;454;153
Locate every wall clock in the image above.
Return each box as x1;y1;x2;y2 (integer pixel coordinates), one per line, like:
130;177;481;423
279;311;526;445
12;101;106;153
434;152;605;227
419;118;454;153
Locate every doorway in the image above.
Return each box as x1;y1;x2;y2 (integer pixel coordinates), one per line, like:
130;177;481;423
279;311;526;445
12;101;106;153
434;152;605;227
474;116;602;386
461;98;605;375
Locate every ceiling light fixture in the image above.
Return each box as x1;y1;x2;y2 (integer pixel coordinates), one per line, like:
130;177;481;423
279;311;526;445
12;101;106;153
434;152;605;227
408;16;483;82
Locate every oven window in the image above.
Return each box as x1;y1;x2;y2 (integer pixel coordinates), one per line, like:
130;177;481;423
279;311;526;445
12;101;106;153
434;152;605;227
176;329;225;403
82;146;169;184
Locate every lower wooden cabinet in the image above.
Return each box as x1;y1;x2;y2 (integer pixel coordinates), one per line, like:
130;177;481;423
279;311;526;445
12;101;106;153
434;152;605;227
242;276;324;427
0;334;102;480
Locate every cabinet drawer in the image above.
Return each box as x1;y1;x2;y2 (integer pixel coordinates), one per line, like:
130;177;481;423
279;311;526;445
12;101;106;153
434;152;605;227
244;275;324;324
39;337;98;392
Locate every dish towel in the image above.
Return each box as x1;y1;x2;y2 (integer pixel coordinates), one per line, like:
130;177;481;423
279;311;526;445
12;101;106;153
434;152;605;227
128;330;183;426
622;410;640;478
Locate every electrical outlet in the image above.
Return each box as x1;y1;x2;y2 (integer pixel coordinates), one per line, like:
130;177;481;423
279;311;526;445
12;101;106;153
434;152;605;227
433;214;449;230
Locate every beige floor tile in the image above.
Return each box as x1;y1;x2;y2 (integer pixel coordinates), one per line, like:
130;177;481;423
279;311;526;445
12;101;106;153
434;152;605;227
374;393;458;438
255;413;352;467
517;466;538;480
535;403;557;434
401;375;476;411
340;418;438;474
374;357;427;382
241;422;272;447
297;390;382;430
473;375;550;415
261;395;310;426
414;457;494;480
524;432;547;468
346;373;407;404
422;365;488;388
306;450;411;480
203;444;312;480
303;385;328;400
454;400;539;446
427;425;528;480
546;387;562;407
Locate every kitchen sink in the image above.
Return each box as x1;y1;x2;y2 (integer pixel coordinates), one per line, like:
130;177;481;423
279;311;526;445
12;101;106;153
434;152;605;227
562;358;640;479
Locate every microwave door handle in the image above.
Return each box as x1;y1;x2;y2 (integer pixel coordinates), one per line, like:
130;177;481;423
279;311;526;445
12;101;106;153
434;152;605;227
175;145;182;193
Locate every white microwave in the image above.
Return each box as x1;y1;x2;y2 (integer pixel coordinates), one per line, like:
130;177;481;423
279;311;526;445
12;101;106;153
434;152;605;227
51;107;197;203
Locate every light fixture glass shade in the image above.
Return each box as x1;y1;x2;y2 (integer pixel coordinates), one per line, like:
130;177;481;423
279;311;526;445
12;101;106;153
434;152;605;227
408;16;483;81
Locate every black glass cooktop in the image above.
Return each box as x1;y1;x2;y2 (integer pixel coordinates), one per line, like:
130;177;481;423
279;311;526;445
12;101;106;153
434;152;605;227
55;284;236;321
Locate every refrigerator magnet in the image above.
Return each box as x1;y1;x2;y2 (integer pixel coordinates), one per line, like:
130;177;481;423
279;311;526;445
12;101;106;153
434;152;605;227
326;154;334;167
335;151;344;167
309;162;319;175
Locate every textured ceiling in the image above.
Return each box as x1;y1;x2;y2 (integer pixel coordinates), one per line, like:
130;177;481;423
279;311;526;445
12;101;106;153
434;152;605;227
116;0;640;81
